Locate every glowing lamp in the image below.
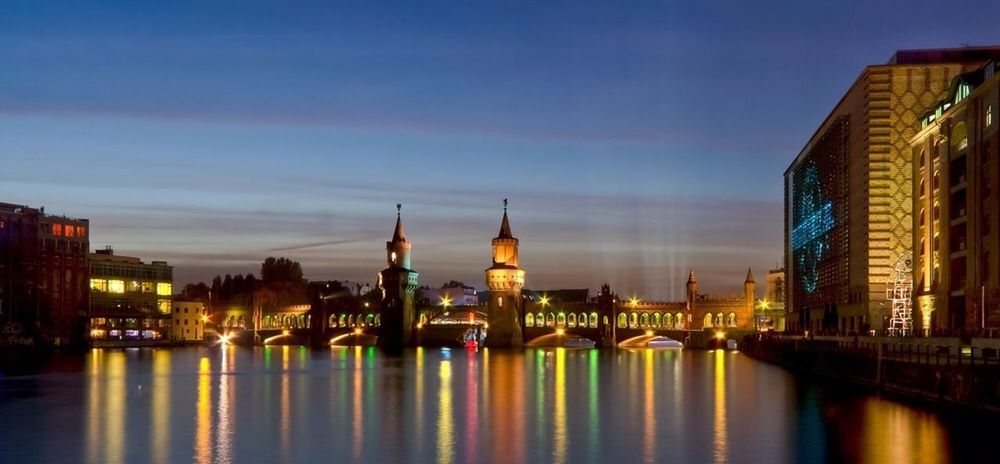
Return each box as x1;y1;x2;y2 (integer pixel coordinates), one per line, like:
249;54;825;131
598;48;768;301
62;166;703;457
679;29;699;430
354;328;363;335
282;330;290;336
645;330;654;337
715;331;726;340
556;328;565;336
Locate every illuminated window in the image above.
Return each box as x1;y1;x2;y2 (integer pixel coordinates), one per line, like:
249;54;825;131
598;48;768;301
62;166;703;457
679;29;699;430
617;313;627;328
157;283;172;296
90;279;108;292
704;313;713;328
157;299;170;314
525;313;535;327
566;313;576;328
128;281;141;292
65;226;75;238
77;226;86;237
108;279;125;294
142;282;154;293
556;312;566;327
988;105;994;127
52;223;63;236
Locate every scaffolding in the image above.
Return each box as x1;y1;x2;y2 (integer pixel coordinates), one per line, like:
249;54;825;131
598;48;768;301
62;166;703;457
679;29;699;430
887;256;914;336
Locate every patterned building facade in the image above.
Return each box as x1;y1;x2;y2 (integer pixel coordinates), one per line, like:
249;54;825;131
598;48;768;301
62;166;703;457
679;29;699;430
911;59;1000;333
785;47;1000;333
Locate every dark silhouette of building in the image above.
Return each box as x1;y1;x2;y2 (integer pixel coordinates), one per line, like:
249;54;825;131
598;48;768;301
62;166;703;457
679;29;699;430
378;205;419;347
0;202;90;347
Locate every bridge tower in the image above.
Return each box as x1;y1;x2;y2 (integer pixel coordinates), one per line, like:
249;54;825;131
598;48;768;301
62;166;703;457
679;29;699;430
485;199;526;347
744;268;756;314
598;283;617;346
378;204;419;347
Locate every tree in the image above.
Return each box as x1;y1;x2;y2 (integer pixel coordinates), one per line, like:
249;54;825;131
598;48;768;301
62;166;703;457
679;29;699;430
442;280;468;289
261;257;304;283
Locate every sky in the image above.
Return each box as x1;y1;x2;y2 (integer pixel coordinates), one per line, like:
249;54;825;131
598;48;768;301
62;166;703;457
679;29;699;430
3;0;1000;300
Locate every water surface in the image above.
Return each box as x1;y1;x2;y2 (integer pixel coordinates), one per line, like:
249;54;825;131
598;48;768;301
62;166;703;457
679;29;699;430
0;347;992;463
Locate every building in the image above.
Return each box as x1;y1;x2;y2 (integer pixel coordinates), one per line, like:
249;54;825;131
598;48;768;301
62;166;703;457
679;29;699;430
485;201;526;347
88;248;172;344
784;46;1000;334
755;268;786;332
911;59;1000;334
418;285;478;307
0;202;90;347
171;300;207;343
378;205;419;347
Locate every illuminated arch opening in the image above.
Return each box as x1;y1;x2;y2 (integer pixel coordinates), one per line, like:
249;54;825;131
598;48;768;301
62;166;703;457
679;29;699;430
651;312;661;328
628;313;638;329
567;313;577;328
703;313;713;328
525;313;535;327
545;313;555;328
675;313;684;329
727;313;736;327
590;312;598;328
617;313;627;328
556;312;566;328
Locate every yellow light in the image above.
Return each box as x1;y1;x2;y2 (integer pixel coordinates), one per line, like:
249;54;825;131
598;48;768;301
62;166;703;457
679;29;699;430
629;297;640;307
219;333;232;345
354;328;363;335
440;296;452;307
540;296;550;306
364;302;370;308
645;330;654;337
556;328;565;336
282;330;290;336
715;331;726;340
202;315;210;323
758;299;770;310
417;323;424;330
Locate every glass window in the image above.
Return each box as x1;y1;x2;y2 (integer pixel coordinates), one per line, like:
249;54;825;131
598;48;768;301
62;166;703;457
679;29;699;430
157;299;170;314
52;223;63;236
90;279;108;292
108;279;125;294
988;105;994;127
157;283;172;296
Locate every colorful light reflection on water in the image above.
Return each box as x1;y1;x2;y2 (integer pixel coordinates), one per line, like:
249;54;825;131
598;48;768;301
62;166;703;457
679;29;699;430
0;347;994;463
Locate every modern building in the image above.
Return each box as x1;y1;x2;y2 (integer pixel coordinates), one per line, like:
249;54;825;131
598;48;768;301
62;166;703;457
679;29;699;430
88;248;172;344
784;46;1000;334
0;202;90;347
171;300;207;343
911;59;1000;334
418;285;478;307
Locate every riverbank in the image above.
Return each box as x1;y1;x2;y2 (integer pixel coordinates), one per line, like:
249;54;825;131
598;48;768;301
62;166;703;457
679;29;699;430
742;334;1000;413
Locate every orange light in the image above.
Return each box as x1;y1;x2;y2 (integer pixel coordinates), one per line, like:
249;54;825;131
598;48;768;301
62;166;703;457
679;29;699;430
645;330;654;337
417;323;424;330
556;328;565;336
354;328;363;335
282;330;290;336
715;331;726;340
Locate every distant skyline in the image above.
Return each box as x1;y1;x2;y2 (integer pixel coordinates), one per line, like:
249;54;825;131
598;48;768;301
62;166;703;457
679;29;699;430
4;1;1000;299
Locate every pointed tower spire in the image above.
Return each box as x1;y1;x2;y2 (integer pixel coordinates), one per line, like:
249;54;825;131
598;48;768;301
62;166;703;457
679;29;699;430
745;267;755;283
687;269;697;283
392;203;406;242
498;198;513;239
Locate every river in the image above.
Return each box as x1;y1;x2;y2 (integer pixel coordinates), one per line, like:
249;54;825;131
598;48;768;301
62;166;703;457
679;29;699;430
0;346;993;463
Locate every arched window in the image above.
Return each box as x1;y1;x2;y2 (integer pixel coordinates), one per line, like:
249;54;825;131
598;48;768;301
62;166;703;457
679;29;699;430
498;296;503;308
545;313;555;328
590;312;598;328
675;313;684;329
651;312;661;328
536;313;544;327
727;313;736;327
348;314;355;327
919;150;926;168
374;314;381;327
714;313;724;327
663;313;673;329
366;314;375;326
329;315;337;328
628;313;638;329
703;313;713;328
601;315;608;328
567;313;577;328
617;313;627;328
640;312;649;328
525;313;535;327
339;314;347;327
556;312;566;327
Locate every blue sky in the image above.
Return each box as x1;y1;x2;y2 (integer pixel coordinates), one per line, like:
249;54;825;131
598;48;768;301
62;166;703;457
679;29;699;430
3;1;1000;299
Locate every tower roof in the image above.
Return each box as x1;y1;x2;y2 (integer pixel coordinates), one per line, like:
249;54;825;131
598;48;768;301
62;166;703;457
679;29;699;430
497;198;514;239
392;203;406;242
745;267;755;283
687;269;697;283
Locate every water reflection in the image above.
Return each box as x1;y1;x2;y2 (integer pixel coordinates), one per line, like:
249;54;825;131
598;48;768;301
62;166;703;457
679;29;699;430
436;357;453;464
151;350;171;464
5;348;994;464
713;350;729;464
